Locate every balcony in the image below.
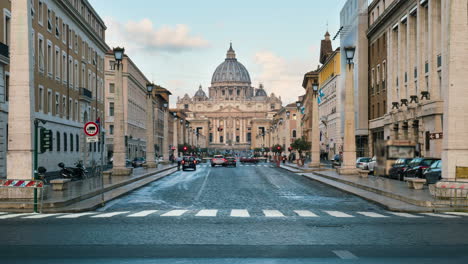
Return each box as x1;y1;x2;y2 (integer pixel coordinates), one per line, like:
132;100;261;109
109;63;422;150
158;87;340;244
79;87;93;102
0;42;9;65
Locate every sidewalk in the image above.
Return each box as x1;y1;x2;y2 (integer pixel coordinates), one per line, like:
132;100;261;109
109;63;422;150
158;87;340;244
280;163;467;213
1;163;177;213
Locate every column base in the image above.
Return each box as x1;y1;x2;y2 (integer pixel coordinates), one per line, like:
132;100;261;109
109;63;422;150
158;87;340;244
112;167;133;176
336;167;358;175
308;162;321;168
144;161;158;168
0;187;48;200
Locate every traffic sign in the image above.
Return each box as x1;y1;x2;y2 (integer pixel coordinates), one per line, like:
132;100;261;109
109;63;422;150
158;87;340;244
86;136;99;143
84;122;99;137
39;128;52;153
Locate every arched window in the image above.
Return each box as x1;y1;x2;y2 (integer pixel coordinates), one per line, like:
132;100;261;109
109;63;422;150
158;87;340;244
70;133;73;152
64;133;67;151
292;130;297;138
76;134;79;151
56;132;61;151
48;130;53;151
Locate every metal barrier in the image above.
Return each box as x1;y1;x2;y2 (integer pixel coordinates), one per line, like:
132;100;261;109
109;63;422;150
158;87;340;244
429;181;468;207
0;179;45;213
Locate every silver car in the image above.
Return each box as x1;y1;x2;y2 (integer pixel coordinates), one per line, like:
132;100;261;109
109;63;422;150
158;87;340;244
211;155;226;167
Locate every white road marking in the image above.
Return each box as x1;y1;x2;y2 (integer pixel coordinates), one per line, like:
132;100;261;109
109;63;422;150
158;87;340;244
0;212;8;215
22;213;62;219
323;211;354;218
263;210;285;217
91;211;130;218
231;209;250;217
357;212;388;218
332;250;358;260
294;210;318;217
127;210;158;217
161;210;188;217
444;212;468;217
387;212;423;218
0;213;34;219
421;213;460;218
57;212;97;218
195;209;218;217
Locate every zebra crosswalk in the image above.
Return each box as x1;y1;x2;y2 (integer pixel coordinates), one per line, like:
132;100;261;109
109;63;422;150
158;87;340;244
196;164;272;168
0;210;467;220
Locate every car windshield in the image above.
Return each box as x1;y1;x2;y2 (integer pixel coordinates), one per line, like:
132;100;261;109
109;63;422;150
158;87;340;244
214;155;224;159
430;160;441;168
359;158;371;162
422;159;438;166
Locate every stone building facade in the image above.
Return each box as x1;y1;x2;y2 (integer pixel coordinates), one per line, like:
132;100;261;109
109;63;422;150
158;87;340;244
0;0;10;178
4;0;107;180
176;44;282;150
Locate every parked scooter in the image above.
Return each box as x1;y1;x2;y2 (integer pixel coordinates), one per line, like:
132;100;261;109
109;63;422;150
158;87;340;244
37;166;48;184
58;161;88;180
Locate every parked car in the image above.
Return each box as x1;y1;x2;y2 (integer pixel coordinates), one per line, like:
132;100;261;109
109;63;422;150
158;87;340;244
388;158;413;180
181;156;197;171
240;156;258;163
225;157;237;167
332;154;341;168
356;157;372;169
132;157;145;168
423;160;442;184
404;157;440;179
367;156;377;174
211;155;226;167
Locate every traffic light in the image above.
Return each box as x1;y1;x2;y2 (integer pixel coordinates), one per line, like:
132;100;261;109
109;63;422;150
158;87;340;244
40;128;52;153
277;146;281;151
183;146;188;151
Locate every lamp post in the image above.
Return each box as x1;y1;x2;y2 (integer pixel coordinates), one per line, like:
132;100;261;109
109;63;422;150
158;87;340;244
112;47;132;176
338;46;357;174
162;102;170;163
172;112;179;158
309;79;321;168
145;83;157;168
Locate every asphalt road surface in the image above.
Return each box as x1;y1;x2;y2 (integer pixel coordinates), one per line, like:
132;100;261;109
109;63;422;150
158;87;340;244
1;162;467;263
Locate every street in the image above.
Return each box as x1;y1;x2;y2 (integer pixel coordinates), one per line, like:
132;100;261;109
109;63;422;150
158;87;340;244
1;163;468;263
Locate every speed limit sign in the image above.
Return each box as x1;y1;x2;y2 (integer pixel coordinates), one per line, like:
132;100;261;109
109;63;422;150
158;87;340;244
84;122;99;137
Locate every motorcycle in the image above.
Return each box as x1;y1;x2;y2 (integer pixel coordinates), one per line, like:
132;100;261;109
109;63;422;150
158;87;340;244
37;166;48;184
58;161;88;180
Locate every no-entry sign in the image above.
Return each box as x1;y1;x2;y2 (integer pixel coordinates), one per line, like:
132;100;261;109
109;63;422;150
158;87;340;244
84;122;99;137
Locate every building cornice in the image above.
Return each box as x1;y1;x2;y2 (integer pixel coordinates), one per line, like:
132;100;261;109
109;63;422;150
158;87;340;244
367;0;411;38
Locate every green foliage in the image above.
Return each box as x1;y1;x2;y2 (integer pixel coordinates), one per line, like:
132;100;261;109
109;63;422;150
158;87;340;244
271;144;283;153
291;137;311;153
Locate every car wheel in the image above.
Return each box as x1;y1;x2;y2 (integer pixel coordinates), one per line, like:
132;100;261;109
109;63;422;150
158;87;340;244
194;167;197;171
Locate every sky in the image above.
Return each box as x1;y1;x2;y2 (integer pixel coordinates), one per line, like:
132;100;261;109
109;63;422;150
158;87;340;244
89;0;346;106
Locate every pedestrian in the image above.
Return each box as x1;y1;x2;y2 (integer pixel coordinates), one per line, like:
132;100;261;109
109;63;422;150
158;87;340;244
176;156;182;170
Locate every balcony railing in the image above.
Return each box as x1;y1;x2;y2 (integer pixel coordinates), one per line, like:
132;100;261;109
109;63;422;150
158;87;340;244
0;42;9;64
79;87;93;102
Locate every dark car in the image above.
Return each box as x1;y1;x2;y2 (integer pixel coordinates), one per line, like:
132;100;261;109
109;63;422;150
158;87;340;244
423;160;442;184
332;154;341;168
388;158;413;180
240;156;258;163
132;157;145;168
182;156;197;171
224;157;237;167
404;157;440;179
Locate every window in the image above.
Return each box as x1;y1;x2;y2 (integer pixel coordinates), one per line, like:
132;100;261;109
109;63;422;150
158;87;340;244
383;100;386;114
81;63;86;87
82;41;86;59
292;130;297;138
109;102;114;116
62;22;66;43
47;89;52;113
62;96;67;116
38;86;44;112
47;41;52;76
74;61;79;88
184;104;189;110
270;104;275;110
220;136;224;143
55;93;60;115
62;52;67;84
31;30;35;69
109;125;114;135
38;1;43;26
4;9;11;45
76;134;79;152
56;132;61;151
69;57;73;88
69;98;73;119
47;9;52;32
55;46;60;80
74;34;78;53
75;101;79;121
109;83;115;93
64;133;68;151
109;60;115;70
38;35;44;72
55;16;60;38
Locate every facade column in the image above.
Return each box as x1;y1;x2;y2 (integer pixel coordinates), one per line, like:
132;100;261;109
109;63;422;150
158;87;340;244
223;119;227;145
145;96;157;168
6;0;34;185
162;110;169;162
173;117;178;157
309;90;320;167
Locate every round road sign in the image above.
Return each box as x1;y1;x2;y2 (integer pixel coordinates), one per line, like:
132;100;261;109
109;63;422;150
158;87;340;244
84;122;99;136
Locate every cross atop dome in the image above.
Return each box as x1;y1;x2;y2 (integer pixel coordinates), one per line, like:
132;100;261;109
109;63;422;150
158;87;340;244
226;42;236;59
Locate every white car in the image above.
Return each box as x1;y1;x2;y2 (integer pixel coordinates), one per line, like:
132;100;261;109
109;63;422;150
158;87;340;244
368;156;377;173
211;155;226;167
356;157;372;170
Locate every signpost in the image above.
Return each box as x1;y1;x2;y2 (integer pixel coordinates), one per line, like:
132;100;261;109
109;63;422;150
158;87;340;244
84;122;99;143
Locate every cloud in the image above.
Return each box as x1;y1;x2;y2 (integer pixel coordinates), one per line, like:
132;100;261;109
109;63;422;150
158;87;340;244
252;51;314;105
104;17;210;53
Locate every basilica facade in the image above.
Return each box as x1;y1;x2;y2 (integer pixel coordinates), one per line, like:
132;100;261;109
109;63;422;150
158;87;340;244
176;44;282;150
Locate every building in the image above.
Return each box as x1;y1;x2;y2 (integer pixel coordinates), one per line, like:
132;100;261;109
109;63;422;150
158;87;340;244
267;103;300;154
339;0;369;157
4;0;108;181
0;1;10;178
317;32;342;160
176;44;282;150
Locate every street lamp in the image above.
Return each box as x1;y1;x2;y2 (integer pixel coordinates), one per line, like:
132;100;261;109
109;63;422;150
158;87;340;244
344;46;356;65
146;83;154;97
312;82;319;95
113;47;124;69
185;122;189;128
296;101;301;109
145;82;157;168
163;102;168;108
286;111;290;118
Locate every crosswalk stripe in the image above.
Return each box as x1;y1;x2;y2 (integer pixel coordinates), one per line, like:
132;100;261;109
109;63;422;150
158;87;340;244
356;212;388;218
294;210;318;217
22;213;62;219
57;212;97;218
91;211;130;218
324;211;354;217
196;209;218;217
263;210;285;217
127;210;158;217
161;210;188;216
333;250;358;260
0;212;8;215
0;213;34;219
387;212;423;218
421;213;460;218
231;209;250;217
444;212;468;217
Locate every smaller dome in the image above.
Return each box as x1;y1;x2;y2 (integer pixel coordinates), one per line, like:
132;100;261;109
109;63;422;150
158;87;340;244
194;85;207;98
255;83;267;97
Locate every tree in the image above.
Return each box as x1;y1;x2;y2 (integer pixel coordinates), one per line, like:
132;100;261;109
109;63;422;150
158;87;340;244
271;144;283;154
291;137;311;166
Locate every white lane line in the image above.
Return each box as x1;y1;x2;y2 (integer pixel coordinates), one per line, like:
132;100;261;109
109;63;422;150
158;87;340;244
195;209;218;217
332;250;358;260
57;212;97;218
127;210;158;217
356;212;388;218
161;210;188;217
323;211;354;218
23;213;62;219
421;213;460;218
230;209;250;217
445;212;468;217
387;212;423;218
0;213;34;219
91;211;130;218
263;210;285;217
294;210;318;217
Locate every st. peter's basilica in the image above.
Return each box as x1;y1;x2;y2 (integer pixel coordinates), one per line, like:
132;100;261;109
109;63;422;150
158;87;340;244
176;44;282;150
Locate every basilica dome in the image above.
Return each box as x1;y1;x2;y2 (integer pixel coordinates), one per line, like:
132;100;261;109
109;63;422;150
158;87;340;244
211;43;251;85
